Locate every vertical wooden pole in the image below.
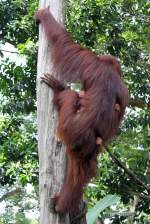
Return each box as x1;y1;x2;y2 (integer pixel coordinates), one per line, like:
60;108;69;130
37;1;69;223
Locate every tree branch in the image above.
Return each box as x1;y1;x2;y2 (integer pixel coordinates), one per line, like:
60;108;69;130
0;188;22;202
106;147;150;193
105;211;135;218
129;98;150;109
128;190;150;200
110;186;150;200
0;48;19;54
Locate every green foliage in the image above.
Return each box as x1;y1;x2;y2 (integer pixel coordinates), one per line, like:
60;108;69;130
0;0;38;114
0;59;36;114
0;0;38;46
0;1;38;222
0;184;38;224
86;194;120;224
0;115;38;186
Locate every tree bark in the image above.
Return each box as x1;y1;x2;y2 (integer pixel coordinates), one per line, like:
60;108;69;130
37;1;87;223
37;0;69;223
128;195;139;224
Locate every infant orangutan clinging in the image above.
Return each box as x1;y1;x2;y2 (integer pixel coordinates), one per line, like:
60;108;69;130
35;8;129;213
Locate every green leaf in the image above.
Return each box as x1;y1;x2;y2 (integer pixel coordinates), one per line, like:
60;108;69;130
86;194;120;224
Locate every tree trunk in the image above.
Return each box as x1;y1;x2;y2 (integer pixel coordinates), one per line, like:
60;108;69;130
37;1;87;223
37;0;69;223
128;195;139;224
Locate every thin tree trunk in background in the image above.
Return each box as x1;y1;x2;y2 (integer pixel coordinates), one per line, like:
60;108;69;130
37;0;69;223
128;195;139;224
